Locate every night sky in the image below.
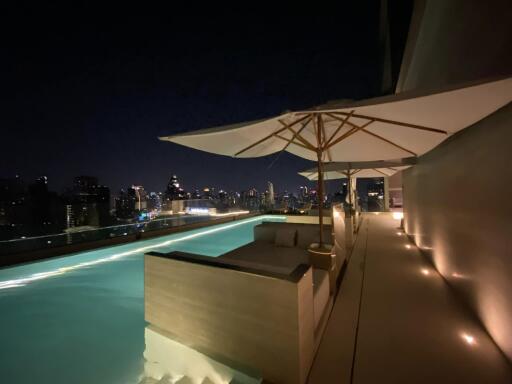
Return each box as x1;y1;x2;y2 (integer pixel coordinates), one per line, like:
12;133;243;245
2;3;389;195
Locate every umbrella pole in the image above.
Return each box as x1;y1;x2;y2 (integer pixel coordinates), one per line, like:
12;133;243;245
348;170;353;217
317;149;324;247
316;115;324;248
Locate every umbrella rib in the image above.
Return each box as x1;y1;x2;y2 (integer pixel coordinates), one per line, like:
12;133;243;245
325;110;355;146
274;133;309;150
283;122;317;151
372;168;390;176
331;111;447;134
325;119;375;149
320;115;333;161
279;116;314;152
361;128;417;156
234;114;310;157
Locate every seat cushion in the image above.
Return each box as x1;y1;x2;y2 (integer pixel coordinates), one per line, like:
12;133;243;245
312;268;330;330
254;224;278;243
220;242;309;274
274;227;297;247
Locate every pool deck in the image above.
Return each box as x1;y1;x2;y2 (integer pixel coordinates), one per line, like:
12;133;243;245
308;212;512;384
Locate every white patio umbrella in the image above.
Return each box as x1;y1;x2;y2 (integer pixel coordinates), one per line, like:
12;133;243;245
298;159;415;212
160;77;512;247
298;160;414;180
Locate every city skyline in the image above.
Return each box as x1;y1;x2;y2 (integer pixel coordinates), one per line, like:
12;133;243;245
1;171;352;199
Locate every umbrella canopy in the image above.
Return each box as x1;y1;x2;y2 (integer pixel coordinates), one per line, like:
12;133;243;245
161;77;512;162
298;159;414;215
160;77;512;247
298;159;415;181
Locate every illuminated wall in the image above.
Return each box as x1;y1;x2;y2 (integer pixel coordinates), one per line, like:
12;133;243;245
403;102;512;361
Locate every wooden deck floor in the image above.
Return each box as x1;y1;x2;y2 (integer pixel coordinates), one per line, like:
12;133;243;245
308;212;512;384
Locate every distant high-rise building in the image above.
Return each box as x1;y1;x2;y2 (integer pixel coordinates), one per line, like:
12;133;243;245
165;175;185;200
132;185;148;211
267;182;275;208
163;175;185;211
240;188;260;211
28;176;63;234
114;188;137;220
202;187;215;200
0;175;65;239
218;190;228;205
63;176;111;228
299;186;309;203
147;192;162;213
0;176;30;239
192;189;201;199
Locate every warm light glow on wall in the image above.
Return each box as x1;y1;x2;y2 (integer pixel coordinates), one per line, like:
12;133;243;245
461;332;476;346
392;212;404;220
405;244;412;249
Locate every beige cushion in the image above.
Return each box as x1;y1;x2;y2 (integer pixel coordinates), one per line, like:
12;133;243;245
254;224;277;243
220;242;308;274
274;227;296;247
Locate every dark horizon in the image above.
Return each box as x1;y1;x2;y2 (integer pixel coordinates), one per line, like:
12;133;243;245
1;3;409;195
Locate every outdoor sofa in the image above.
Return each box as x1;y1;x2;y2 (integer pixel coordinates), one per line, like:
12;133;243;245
144;221;346;384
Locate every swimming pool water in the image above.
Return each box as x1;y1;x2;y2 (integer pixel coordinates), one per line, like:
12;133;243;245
0;215;285;384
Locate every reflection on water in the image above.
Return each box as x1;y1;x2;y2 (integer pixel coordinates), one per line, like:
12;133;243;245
138;326;260;384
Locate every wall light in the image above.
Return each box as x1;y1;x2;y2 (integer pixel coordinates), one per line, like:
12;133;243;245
405;244;412;249
421;268;430;276
461;333;476;346
392;212;404;220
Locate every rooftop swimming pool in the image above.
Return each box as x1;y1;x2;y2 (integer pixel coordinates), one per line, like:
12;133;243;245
0;215;285;384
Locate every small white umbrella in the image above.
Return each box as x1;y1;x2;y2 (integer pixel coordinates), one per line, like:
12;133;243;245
160;77;512;247
298;160;413;181
298;159;414;212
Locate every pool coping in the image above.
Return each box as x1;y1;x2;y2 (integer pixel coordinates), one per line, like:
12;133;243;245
0;212;260;269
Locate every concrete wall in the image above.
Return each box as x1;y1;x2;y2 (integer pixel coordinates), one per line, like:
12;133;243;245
388;172;403;208
402;102;512;361
397;0;512;93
